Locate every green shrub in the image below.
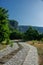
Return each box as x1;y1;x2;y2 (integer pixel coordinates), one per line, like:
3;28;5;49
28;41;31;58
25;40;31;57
10;30;24;40
32;40;35;45
24;26;39;41
10;43;13;47
6;39;10;45
41;38;43;42
0;7;10;43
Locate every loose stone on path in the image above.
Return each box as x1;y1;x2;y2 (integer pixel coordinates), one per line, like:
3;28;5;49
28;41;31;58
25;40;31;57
0;42;39;65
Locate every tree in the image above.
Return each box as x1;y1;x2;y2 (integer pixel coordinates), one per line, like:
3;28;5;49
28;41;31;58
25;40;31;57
24;26;39;40
10;30;23;40
9;20;18;32
38;33;43;40
0;7;9;43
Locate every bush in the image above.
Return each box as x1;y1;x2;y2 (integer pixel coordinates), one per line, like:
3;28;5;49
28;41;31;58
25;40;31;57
6;39;10;45
10;43;13;47
0;7;10;43
24;26;39;41
41;38;43;42
10;30;24;40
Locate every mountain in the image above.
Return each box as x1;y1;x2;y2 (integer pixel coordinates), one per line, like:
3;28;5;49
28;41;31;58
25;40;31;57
18;25;43;33
9;20;18;31
9;20;43;33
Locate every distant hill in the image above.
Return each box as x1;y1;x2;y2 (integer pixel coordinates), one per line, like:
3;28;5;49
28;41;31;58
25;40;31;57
18;26;43;33
9;20;18;31
9;20;43;33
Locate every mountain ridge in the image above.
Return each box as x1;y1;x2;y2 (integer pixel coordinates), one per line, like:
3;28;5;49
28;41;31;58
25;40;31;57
18;25;43;33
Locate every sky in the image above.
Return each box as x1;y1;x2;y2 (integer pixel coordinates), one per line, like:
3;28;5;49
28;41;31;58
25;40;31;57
0;0;43;27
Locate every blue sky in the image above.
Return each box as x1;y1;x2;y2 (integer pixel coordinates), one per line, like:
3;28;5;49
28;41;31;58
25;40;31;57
0;0;43;26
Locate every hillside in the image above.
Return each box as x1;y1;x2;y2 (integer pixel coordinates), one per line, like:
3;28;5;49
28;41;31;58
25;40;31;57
9;21;43;33
18;26;43;33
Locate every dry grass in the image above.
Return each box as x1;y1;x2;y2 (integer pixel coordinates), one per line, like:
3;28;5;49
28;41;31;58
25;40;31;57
0;40;14;50
27;41;43;65
0;44;7;50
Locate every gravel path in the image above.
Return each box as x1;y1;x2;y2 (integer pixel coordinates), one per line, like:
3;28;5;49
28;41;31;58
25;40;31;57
0;43;23;65
4;43;30;65
0;42;38;65
0;43;19;59
23;44;38;65
3;42;38;65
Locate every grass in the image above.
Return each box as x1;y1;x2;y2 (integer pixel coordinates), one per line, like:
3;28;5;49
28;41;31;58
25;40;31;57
0;44;7;50
27;41;43;65
0;40;14;50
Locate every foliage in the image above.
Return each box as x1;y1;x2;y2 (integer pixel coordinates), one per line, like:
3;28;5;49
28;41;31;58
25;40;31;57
38;33;43;40
10;43;13;47
6;39;10;45
0;7;43;42
32;40;35;45
9;20;18;32
24;26;39;40
41;38;43;42
0;7;10;43
10;30;23;40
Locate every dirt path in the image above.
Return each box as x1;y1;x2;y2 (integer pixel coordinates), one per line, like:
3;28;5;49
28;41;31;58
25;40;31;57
0;43;23;65
4;43;30;65
23;44;38;65
0;42;38;65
